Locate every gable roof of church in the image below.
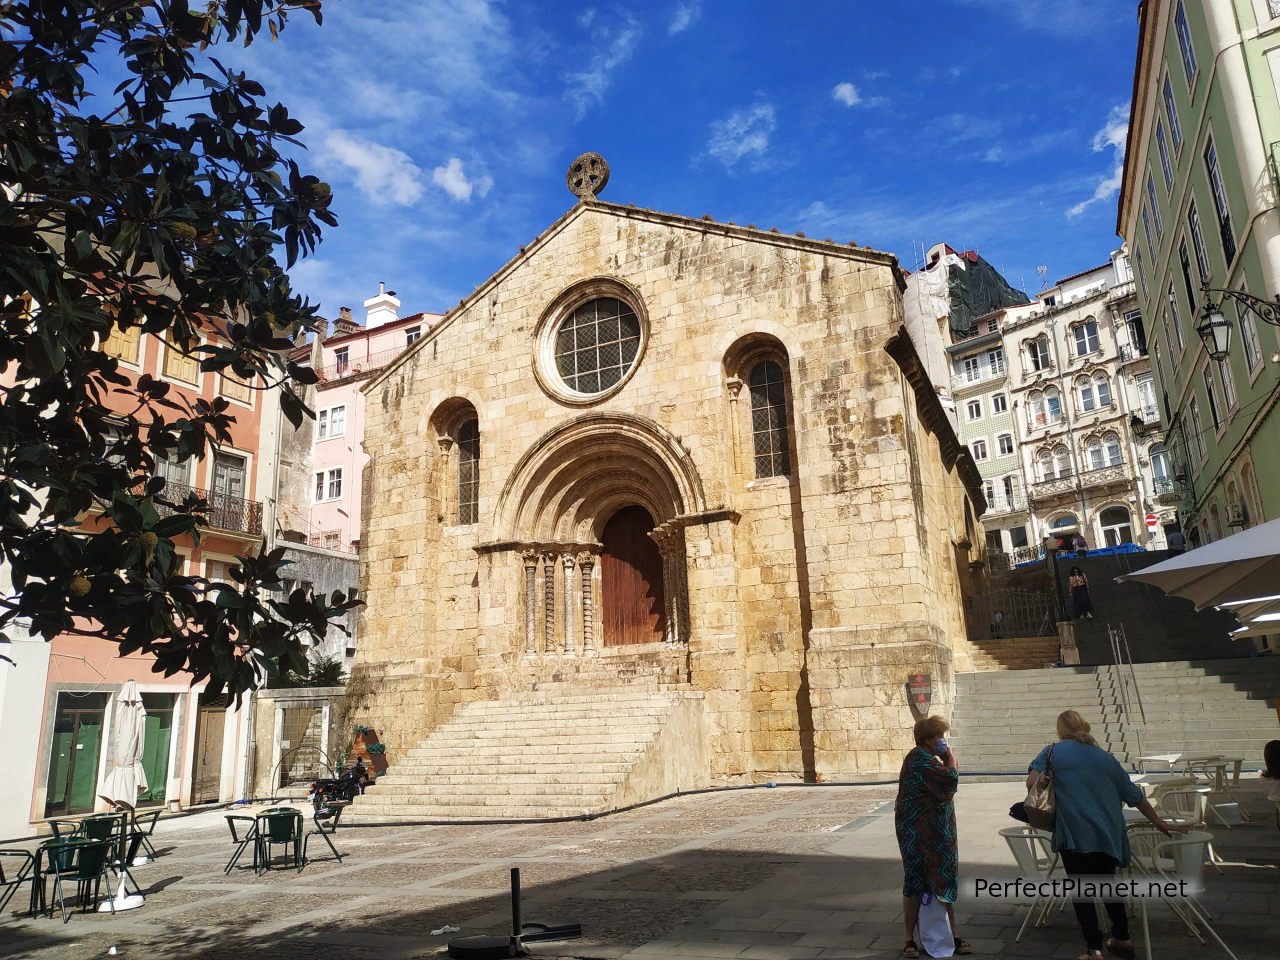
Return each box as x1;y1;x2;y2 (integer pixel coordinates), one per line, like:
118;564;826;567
364;199;905;392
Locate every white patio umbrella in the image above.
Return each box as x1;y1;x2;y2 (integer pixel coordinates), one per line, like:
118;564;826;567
1115;517;1280;610
99;680;149;804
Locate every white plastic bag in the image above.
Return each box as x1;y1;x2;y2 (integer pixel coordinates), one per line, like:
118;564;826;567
915;892;954;957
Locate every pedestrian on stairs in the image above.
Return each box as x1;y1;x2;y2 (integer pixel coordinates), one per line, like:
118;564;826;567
894;715;972;957
1069;567;1094;620
1026;710;1187;960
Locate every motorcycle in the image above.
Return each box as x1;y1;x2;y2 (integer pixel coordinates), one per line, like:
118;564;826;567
309;757;372;818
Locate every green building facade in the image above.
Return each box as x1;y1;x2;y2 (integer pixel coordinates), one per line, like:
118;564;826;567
1117;0;1280;544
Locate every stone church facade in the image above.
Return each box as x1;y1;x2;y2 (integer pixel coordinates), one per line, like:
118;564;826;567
348;194;987;781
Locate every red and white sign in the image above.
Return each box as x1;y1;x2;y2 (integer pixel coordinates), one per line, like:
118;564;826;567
907;673;932;709
1145;513;1159;528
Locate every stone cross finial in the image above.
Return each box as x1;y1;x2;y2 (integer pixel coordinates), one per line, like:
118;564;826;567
566;152;609;199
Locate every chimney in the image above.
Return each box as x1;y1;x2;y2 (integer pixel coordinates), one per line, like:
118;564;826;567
332;305;360;337
313;317;330;341
363;281;400;330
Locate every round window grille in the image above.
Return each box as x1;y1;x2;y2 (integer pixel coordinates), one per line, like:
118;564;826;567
552;297;642;396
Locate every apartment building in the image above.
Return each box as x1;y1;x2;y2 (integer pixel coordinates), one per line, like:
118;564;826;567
1117;0;1280;545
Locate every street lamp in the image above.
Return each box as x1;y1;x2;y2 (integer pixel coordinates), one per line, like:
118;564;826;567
1197;281;1280;362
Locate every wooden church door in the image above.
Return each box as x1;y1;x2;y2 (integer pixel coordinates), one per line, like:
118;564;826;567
600;505;665;646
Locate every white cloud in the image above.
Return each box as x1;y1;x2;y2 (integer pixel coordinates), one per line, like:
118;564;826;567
832;82;861;107
706;102;776;170
323;130;426;206
983;145;1004;163
669;2;702;34
566;14;641;118
1066;103;1129;219
952;0;1125;34
432;157;494;202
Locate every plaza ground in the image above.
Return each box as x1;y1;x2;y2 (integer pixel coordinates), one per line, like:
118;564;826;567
3;779;1276;960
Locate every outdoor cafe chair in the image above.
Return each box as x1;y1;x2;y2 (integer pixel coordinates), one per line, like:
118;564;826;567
224;815;260;875
1129;828;1238;960
999;825;1061;942
256;807;304;874
46;818;82;841
79;812;126;843
0;848;35;915
45;838;116;923
302;800;347;867
128;808;162;860
1154;789;1223;870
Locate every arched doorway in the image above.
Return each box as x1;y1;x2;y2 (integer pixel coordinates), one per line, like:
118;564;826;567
600;505;665;646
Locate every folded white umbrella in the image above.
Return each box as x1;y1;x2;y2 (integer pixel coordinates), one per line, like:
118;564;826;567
100;680;149;804
1115;517;1280;610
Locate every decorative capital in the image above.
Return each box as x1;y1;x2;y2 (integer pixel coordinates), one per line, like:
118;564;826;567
436;435;454;455
725;376;744;400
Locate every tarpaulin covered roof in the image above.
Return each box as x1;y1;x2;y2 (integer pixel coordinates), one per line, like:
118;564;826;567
946;253;1029;334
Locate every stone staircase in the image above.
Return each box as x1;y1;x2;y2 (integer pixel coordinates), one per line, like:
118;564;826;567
951;657;1280;774
347;689;708;821
967;636;1061;672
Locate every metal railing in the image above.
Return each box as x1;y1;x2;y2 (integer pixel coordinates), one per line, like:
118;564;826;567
984;492;1027;515
1117;344;1148;362
158;481;264;536
1152;476;1175;495
317;343;414;382
1008;545;1044;566
956;364;1007;387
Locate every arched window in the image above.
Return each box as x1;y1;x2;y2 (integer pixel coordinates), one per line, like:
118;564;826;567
1051;514;1077;530
1028;389;1045;428
1053;443;1071;478
1094;372;1112;407
1026;335;1051;372
1037;449;1054;481
1074;318;1099;356
1150;443;1170;490
1100;506;1133;545
1086;437;1104;471
1103;432;1123;466
456;418;480;525
748;360;790;478
1077;376;1096;412
1045;386;1062;423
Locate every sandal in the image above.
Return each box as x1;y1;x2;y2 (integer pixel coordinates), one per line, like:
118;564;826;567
954;938;973;955
901;941;920;958
1106;938;1136;960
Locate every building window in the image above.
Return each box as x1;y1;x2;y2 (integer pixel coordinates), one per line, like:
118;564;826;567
1187;398;1206;463
1162;74;1182;148
162;334;200;384
314;467;343;502
1136;374;1157;420
966;399;982;421
318;405;346;440
456;418;479;525
221;373;253;405
1174;2;1197;85
405;326;422;345
749;360;791;478
1187;201;1210;282
1203;137;1236;264
1073;319;1100;356
1104;432;1123;465
155;450;191;489
992;393;1008;413
1156;122;1173;189
1141;207;1157;261
334;346;349;376
1177;240;1197;309
1237;279;1262;373
962;356;982;382
1100;505;1134;546
321;530;341;550
1145;174;1163;236
997;433;1014;456
1028;387;1062;428
1039;445;1071;481
1026;336;1051;372
1167;283;1185;352
1133;246;1146;298
1077;373;1111;413
554;296;642;396
1150;443;1171;489
101;324;141;363
1087;437;1106;471
971;439;988;461
1218;357;1237;411
988;347;1005;375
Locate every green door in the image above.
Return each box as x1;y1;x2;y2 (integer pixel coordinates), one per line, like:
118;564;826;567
137;694;175;805
44;693;108;817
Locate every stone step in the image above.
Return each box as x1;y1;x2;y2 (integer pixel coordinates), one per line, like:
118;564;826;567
365;779;620;796
347;803;598;820
404;735;659;752
385;759;637;775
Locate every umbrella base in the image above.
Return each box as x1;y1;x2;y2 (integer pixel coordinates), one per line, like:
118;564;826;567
98;873;145;912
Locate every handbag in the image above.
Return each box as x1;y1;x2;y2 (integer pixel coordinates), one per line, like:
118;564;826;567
915;892;954;957
1023;744;1056;831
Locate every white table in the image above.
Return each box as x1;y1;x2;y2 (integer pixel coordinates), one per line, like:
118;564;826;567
1136;753;1182;772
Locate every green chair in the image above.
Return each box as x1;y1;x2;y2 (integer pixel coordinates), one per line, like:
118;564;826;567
46;838;115;922
79;812;125;842
256;808;303;874
302;801;347;867
224;815;259;874
46;819;82;841
130;808;162;859
0;848;35;915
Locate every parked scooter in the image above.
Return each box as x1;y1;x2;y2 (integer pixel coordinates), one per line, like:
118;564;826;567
308;758;372;818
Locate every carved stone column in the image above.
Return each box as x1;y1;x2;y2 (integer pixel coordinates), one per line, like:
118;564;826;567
435;436;453;524
562;553;576;654
577;552;596;653
725;376;744;471
652;529;677;645
522;551;539;654
542;552;556;653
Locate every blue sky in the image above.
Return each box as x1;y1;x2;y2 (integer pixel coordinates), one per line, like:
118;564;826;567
219;0;1139;319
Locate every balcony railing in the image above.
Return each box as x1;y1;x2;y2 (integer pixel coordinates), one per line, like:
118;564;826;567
1009;545;1044;567
1033;473;1076;498
1152;476;1175;495
957;364;1007;387
1079;463;1127;489
1117;344;1149;362
158;481;264;537
317;343;414;383
1027;413;1064;431
984;493;1028;516
1107;280;1136;301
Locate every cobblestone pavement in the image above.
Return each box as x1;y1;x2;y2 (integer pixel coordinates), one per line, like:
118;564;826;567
3;780;1276;959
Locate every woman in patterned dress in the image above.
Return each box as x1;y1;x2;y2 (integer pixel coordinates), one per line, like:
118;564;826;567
895;715;971;957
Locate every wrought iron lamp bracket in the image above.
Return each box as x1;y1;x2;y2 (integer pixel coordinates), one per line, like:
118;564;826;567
1200;282;1280;327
